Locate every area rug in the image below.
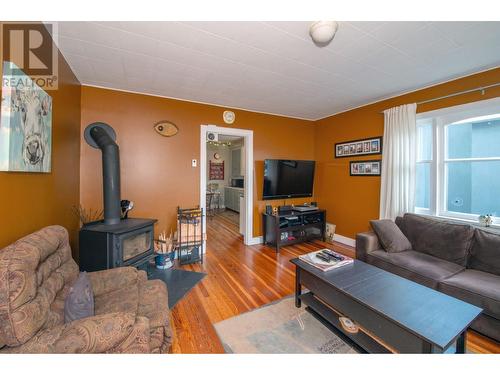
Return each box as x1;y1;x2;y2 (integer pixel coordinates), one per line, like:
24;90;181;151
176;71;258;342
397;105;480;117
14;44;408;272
146;265;206;309
214;296;357;353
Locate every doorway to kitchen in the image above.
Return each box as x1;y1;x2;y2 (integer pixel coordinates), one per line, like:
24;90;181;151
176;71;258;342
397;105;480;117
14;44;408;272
208;134;244;229
200;125;255;246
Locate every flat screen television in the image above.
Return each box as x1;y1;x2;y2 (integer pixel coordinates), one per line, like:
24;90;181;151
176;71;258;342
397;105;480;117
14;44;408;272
262;159;315;200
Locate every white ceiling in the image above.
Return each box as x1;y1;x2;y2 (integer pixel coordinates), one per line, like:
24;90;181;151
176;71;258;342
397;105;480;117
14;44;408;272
55;21;500;120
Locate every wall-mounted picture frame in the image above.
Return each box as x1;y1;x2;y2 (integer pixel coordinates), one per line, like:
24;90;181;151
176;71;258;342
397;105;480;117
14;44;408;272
350;160;381;176
0;62;53;172
209;160;224;180
335;136;382;158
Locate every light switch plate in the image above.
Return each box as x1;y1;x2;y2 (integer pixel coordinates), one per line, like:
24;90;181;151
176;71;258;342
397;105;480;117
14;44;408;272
192;159;197;167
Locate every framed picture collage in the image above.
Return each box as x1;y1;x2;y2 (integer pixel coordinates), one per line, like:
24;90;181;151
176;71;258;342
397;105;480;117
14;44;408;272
335;136;382;176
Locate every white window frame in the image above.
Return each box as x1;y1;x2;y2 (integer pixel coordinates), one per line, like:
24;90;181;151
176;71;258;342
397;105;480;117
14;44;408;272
415;118;436;216
415;97;500;227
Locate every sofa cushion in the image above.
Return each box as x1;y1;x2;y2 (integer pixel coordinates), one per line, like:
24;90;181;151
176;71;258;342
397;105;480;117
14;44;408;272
64;272;94;323
138;280;169;329
439;270;500;320
94;285;139;316
395;216;406;236
469;228;500;276
93;275;172;353
402;213;474;266
368;250;464;289
370;219;412;253
88;267;142;297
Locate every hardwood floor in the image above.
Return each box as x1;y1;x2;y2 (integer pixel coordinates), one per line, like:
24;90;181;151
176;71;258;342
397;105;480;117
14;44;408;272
170;214;499;354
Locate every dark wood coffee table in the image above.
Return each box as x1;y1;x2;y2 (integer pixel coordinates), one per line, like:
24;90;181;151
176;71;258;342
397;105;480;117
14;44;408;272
291;258;482;353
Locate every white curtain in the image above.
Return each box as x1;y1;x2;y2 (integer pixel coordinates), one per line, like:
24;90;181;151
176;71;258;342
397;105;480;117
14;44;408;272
379;103;417;220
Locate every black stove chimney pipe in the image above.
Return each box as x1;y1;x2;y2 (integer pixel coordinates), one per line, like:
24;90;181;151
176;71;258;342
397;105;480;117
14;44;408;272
84;123;121;225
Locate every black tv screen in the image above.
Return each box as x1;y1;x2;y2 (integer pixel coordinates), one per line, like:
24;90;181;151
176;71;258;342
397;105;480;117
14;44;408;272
263;159;315;200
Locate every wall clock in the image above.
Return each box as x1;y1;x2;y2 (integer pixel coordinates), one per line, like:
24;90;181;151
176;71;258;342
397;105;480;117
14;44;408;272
154;121;179;137
214;152;221;160
223;110;235;124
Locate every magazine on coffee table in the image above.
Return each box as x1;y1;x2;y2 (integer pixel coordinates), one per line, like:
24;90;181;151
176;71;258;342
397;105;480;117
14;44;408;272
299;249;353;272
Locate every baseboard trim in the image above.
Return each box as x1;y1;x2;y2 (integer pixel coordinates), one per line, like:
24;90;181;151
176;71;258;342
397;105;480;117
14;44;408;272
247;236;263;245
333;234;356;248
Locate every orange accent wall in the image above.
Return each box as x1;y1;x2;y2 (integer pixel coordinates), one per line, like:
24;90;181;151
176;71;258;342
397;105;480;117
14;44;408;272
0;23;81;254
80;86;316;238
315;67;500;239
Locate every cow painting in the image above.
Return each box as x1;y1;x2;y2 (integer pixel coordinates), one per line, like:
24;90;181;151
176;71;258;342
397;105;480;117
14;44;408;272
0;62;52;172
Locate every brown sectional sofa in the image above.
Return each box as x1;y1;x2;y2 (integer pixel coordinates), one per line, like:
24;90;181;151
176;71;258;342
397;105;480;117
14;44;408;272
356;213;500;342
0;225;172;353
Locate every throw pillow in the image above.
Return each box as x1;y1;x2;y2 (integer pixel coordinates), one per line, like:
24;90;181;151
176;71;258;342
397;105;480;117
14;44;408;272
64;272;94;323
370;219;412;253
469;228;500;276
402;213;474;266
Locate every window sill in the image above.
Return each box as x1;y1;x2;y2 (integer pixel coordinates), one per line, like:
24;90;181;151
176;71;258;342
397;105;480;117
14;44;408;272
435;214;500;230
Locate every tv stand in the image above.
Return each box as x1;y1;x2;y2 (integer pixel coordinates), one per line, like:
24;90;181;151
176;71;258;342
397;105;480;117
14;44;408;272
262;209;326;252
293;205;319;212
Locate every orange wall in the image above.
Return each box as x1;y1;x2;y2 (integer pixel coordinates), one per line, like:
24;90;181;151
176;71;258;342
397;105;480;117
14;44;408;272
315;67;500;239
80;86;316;238
0;23;81;254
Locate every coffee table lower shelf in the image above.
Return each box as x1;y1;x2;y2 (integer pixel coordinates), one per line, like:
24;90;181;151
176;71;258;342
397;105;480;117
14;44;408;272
299;292;392;353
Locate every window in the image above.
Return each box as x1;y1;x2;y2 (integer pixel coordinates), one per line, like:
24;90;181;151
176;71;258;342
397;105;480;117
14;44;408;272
415;98;500;225
416;120;433;211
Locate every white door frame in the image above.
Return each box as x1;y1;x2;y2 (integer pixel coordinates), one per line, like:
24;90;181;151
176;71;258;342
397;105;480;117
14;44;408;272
200;124;256;245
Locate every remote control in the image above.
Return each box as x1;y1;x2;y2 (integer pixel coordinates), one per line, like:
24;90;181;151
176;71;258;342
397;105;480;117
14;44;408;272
316;253;332;263
321;249;344;261
322;249;343;259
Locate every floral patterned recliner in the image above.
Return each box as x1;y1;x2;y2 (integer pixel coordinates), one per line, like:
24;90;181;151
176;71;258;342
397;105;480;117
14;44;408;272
0;225;172;353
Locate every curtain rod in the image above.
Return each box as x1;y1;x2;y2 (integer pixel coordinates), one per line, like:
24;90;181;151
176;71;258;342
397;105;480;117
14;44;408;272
379;82;500;114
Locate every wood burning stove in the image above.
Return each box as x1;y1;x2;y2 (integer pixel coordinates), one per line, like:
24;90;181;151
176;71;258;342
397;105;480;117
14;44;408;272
79;122;157;272
79;218;156;271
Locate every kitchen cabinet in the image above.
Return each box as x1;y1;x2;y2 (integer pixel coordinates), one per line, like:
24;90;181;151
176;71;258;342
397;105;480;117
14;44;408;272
224;187;244;212
231;148;241;176
224;187;233;210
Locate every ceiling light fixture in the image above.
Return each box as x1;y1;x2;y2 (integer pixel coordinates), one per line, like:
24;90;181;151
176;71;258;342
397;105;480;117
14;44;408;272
309;21;338;47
